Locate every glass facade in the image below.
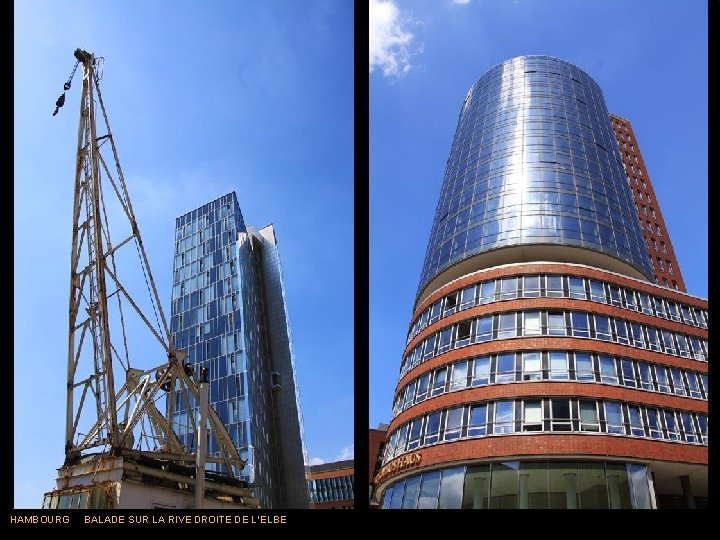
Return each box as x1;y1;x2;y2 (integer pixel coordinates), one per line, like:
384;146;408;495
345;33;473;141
308;474;355;505
381;461;653;509
169;193;309;509
418;56;653;298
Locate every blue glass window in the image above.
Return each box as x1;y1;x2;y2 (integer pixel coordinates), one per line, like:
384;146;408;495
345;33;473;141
496;353;516;383
494;401;515;434
468;405;488;437
472;356;491;386
571;312;590;338
604;402;624;434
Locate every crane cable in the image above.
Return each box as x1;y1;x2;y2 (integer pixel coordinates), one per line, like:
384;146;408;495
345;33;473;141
52;58;81;117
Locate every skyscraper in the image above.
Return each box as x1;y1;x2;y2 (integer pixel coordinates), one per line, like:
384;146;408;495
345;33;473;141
170;192;310;509
375;56;707;509
610;114;687;292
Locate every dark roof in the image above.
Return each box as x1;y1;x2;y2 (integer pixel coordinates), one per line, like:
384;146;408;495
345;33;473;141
308;459;354;474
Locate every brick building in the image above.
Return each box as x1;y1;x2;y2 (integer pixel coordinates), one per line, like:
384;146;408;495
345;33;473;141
374;56;707;509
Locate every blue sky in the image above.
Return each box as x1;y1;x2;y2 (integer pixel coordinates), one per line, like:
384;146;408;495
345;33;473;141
14;0;353;508
370;0;707;428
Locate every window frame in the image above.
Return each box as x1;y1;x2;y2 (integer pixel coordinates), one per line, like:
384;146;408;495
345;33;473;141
663;410;680;441
594;314;612;341
495;352;517;383
579;400;600;432
474;315;494;343
407;417;425;450
604;402;625;434
620;359;637;388
588;280;606;303
415;372;431;403
614;319;630;345
443;407;465;441
645;408;663;439
459;285;477;310
522;275;542;298
497;312;518;339
428;300;442;325
568;276;586;299
670;367;687;396
471;356;491;387
523;311;542;336
467;404;488;437
550;398;572;432
437;326;455;354
493;401;515;434
547;312;567;336
570;312;590;338
522;400;543;432
478;280;496;305
522;351;542;381
455;320;473;348
443;292;459;317
448;361;469;392
545;275;564;298
636;361;654;391
574;352;595;382
498;277;519;301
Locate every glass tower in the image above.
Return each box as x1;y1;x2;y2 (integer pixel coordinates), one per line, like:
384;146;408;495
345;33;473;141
170;192;310;509
417;55;652;307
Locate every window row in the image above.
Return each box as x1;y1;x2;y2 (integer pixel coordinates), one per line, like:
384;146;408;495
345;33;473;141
392;351;707;419
424;214;644;276
383;399;708;464
174;243;238;277
641;219;662;236
175;202;235;239
175;215;235;252
407;274;707;344
172;271;239;301
400;310;708;379
308;474;355;504
381;461;652;510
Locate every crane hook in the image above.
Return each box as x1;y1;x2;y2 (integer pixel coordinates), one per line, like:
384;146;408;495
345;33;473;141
52;53;82;117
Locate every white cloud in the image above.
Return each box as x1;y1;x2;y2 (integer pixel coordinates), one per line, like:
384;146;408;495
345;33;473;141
369;0;415;77
307;444;353;466
453;0;472;4
335;444;354;461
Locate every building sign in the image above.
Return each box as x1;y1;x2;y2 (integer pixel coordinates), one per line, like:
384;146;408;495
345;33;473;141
374;452;422;485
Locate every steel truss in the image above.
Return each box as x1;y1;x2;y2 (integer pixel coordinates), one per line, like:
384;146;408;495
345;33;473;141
65;49;245;478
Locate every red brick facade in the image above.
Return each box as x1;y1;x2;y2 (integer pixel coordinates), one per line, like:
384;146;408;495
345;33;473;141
609;114;687;292
387;435;707;480
379;262;707;491
369;427;388;480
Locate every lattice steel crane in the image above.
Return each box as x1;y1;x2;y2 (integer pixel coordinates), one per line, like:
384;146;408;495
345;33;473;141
52;50;247;504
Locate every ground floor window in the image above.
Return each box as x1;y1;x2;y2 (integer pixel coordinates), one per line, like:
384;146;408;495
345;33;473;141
381;460;653;509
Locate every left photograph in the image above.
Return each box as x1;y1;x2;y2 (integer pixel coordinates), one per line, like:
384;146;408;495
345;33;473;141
14;0;354;510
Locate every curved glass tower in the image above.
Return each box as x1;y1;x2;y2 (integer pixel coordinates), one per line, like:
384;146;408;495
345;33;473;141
374;56;708;510
417;56;652;307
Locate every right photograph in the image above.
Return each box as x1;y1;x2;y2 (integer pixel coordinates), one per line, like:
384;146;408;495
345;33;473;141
369;1;707;509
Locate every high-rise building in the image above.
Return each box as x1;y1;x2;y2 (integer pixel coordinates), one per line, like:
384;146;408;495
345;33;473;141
170;192;310;509
610;114;687;292
375;56;707;509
